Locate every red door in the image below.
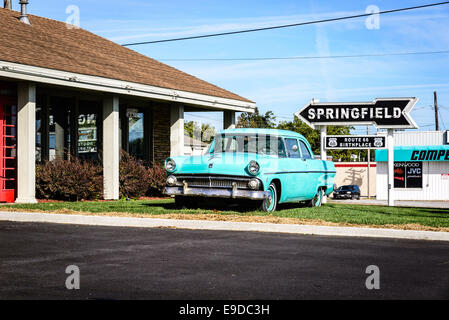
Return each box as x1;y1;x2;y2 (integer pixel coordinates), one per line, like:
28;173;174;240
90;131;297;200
0;96;17;203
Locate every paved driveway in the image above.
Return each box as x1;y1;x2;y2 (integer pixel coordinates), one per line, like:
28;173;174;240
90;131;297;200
1;221;448;299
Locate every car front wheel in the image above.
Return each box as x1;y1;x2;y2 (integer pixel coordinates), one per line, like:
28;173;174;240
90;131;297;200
261;183;278;213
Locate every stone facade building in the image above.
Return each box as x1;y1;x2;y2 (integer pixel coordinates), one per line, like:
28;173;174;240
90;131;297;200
0;6;256;203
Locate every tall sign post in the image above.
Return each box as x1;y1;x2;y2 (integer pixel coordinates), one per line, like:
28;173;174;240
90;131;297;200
296;97;418;207
387;129;395;206
320;125;327;204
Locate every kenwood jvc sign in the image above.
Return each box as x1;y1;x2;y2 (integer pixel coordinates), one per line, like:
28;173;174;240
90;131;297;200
296;98;418;129
326;135;386;149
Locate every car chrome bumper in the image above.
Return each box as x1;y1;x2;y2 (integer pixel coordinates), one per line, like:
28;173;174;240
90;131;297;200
164;186;270;200
333;194;352;198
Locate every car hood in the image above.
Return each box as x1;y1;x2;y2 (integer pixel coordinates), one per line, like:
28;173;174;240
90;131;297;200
168;153;278;176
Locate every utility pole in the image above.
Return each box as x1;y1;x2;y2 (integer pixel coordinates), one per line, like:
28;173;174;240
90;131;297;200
434;91;439;131
367;126;370;199
4;0;12;9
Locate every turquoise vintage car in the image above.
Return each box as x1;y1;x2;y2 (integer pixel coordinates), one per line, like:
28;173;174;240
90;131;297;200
164;128;336;212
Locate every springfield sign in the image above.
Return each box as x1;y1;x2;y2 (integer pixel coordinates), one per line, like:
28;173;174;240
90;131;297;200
296;98;418;129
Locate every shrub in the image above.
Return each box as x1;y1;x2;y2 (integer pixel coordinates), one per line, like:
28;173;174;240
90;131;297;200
147;162;166;197
119;151;150;199
36;158;103;201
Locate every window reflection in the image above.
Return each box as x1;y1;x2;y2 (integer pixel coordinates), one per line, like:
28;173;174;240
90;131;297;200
128;112;144;159
78;112;97;160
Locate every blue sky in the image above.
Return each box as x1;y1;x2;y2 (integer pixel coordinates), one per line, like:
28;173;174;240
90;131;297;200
19;0;449;133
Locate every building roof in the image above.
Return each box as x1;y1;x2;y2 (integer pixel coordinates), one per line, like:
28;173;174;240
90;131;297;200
0;8;252;103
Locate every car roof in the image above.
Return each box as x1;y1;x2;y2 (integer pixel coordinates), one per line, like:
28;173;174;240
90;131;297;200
218;128;306;139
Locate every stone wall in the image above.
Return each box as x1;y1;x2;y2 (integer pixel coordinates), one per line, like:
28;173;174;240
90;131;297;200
152;104;170;165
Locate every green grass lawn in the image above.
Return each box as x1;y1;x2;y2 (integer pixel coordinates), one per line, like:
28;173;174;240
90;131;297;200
2;199;449;230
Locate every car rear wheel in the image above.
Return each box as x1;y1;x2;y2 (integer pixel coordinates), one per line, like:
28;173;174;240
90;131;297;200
261;183;277;213
307;188;323;207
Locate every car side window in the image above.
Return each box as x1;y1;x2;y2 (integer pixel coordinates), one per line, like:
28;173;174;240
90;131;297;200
298;140;313;159
277;138;287;158
285;138;300;158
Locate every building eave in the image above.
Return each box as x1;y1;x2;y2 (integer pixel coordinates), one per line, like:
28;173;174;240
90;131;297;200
0;60;257;113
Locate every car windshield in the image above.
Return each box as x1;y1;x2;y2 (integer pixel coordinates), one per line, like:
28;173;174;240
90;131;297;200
338;186;352;191
213;134;286;157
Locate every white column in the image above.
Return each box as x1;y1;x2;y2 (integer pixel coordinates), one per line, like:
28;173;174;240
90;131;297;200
54;120;64;159
387;129;395;206
103;95;120;200
223;110;236;129
320;125;327;204
170;104;184;157
16;82;37;204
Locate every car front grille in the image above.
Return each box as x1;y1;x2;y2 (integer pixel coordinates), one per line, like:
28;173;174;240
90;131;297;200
173;175;254;190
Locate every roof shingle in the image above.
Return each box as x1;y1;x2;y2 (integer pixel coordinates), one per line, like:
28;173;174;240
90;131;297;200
0;8;252;103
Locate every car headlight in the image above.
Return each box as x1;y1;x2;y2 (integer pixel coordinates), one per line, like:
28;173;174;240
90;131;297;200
346;191;351;194
166;175;177;186
165;158;176;172
248;160;260;175
248;178;261;190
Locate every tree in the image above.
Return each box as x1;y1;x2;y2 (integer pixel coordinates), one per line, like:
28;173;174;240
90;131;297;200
237;107;276;128
184;121;215;143
277;115;357;161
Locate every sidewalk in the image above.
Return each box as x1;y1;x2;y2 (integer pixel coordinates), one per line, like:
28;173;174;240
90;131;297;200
328;199;449;209
1;211;448;242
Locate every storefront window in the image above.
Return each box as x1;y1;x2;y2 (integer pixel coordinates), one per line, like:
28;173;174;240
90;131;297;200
128;112;144;159
77;111;98;160
37;97;100;162
48;99;72;161
36;106;42;162
394;162;423;188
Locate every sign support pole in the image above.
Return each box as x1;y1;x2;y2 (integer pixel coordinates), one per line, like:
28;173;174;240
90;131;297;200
387;129;395;206
320;125;327;204
367;126;370;200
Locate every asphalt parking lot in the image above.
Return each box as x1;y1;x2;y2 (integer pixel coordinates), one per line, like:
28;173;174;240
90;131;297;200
1;221;448;300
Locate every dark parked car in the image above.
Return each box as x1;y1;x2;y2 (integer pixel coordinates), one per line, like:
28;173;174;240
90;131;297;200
333;185;361;200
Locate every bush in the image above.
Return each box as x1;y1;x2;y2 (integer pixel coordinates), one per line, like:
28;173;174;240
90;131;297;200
147;163;166;197
36;158;103;201
119;151;150;199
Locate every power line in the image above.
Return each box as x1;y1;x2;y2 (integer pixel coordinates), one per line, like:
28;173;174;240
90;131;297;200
438;109;447;130
122;1;449;46
158;50;449;62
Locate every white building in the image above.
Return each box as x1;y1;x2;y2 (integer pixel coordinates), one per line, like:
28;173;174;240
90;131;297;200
376;131;449;201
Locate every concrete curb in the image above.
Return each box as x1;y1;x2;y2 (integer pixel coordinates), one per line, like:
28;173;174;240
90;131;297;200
1;211;448;241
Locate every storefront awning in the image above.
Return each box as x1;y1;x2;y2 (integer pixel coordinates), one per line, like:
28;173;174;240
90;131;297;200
375;145;449;162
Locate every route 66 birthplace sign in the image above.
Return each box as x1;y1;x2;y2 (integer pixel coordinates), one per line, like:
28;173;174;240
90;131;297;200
325;135;387;149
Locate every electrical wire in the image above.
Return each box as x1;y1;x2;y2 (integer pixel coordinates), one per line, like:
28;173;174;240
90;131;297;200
157;50;449;62
122;1;449;46
438;109;447;130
